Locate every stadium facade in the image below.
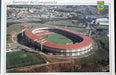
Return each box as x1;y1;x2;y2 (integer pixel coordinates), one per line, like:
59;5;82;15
22;27;93;56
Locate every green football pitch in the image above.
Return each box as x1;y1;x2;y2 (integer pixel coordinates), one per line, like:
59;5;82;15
38;32;73;44
6;51;46;69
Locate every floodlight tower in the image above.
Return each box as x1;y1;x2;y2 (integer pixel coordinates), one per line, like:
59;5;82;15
65;24;67;29
40;35;48;51
41;40;43;51
22;29;24;36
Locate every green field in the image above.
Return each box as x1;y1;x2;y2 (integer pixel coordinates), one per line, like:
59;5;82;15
7;24;24;44
94;25;109;29
6;51;46;69
46;20;72;26
7;24;24;34
39;33;73;44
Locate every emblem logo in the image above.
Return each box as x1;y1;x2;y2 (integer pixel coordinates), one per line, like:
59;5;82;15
97;1;104;10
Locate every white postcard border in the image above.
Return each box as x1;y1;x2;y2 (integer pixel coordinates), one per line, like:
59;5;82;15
1;0;114;75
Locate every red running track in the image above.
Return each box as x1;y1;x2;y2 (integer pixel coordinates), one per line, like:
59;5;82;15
25;27;92;49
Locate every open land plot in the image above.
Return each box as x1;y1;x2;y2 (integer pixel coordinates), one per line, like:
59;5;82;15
6;51;46;69
7;24;24;34
46;20;72;26
95;25;109;29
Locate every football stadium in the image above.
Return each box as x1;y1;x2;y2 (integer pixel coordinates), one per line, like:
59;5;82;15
20;27;93;56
